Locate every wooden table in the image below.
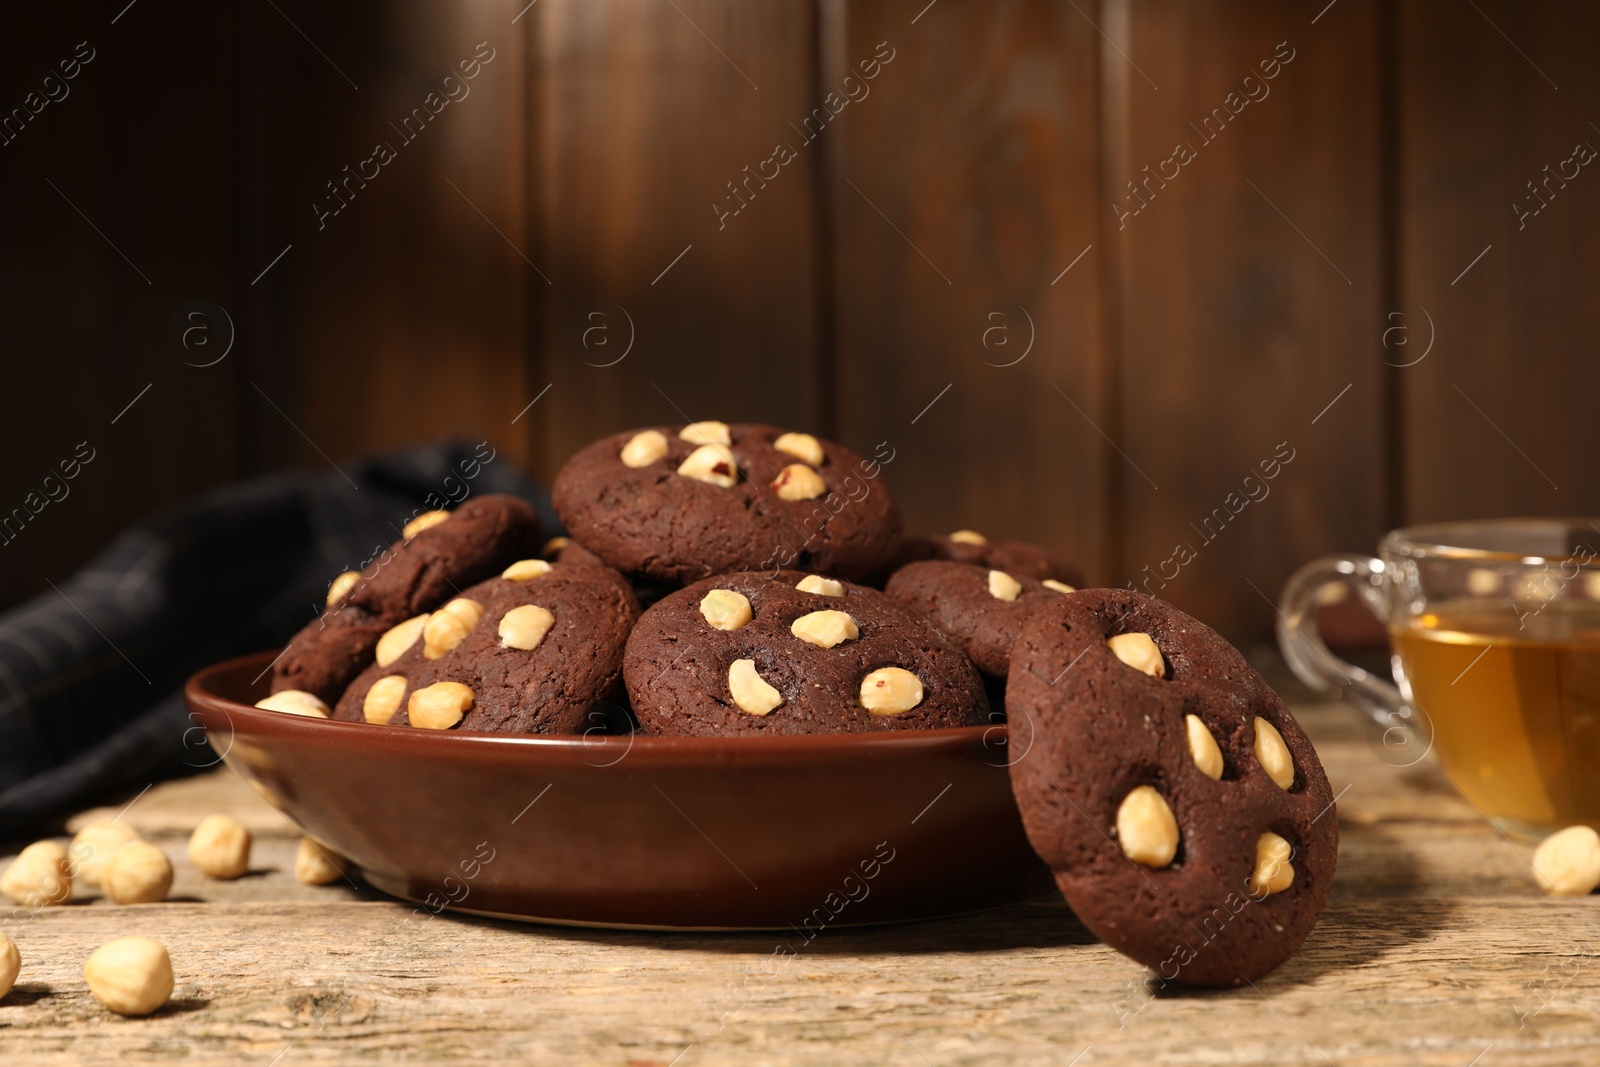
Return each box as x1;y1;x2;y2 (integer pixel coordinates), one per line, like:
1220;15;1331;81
3;684;1597;1066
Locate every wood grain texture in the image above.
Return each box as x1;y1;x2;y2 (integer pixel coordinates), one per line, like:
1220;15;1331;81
1397;0;1600;523
1110;0;1387;639
527;0;826;481
4;696;1598;1065
828;0;1112;586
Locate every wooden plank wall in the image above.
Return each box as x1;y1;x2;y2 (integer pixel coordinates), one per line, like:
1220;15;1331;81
1;0;1595;642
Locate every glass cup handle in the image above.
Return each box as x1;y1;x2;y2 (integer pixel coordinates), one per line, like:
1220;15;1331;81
1277;555;1427;761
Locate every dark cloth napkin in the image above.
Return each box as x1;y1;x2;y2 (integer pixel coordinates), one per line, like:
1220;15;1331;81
0;441;555;841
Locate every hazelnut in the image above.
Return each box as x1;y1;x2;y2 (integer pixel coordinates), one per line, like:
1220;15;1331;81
423;597;485;659
363;675;408;725
699;589;753;631
1532;825;1600;896
403;509;450;540
84;937;173;1017
1253;717;1295;790
101;841;174;905
69;822;141;888
502;558;553;581
676;443;738;487
542;536;570;557
1247;832;1295;896
728;659;784;716
499;604;555;651
795;575;844;597
188;814;251;880
1115;786;1178;868
1;841;72;907
1106;632;1165;677
295;838;352;886
1042;579;1076;594
859;667;924;715
408;681;474;730
790;610;859;649
987;570;1022;602
679;421;731;446
0;932;18;1001
770;463;827;502
773;431;824;466
253;689;331;718
948;529;987;545
1466;567;1499;595
376;613;430;667
325;570;360;607
620;429;670;468
1184;714;1224;780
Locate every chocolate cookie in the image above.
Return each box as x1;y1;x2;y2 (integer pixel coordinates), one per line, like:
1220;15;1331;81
884;560;1077;677
333;559;639;734
899;530;1083;586
623;570;988;736
552;423;902;585
272;495;540;703
1007;589;1337;986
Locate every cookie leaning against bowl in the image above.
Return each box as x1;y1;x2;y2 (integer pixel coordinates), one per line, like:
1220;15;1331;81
898;530;1084;586
271;495;541;705
623;570;989;736
552;423;902;585
885;560;1078;677
332;559;640;733
1006;589;1337;986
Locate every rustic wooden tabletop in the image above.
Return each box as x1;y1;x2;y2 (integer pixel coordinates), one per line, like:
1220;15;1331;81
2;685;1595;1066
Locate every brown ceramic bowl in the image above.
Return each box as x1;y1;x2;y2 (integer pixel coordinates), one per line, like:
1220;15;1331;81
185;651;1054;930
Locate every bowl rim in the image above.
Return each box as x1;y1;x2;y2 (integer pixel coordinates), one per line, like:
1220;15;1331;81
186;649;1008;761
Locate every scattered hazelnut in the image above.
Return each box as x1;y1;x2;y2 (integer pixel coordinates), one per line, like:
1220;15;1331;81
771;464;827;502
499;605;555;651
84;937;173;1017
699;589;753;631
188;814;251;880
676;443;738;487
773;432;824;466
795;575;844;597
0;932;17;1001
408;681;474;730
1107;632;1165;677
1184;714;1224;781
620;430;670;468
253;689;331;718
69;822;141;888
948;530;987;545
376;614;430;667
403;510;450;540
503;558;553;581
295;838;352;886
1042;579;1076;594
1586;573;1600;600
1532;825;1600;896
790;610;860;649
1;841;72;907
101;841;174;905
859;667;924;715
728;659;784;716
542;536;570;557
1466;567;1499;596
987;570;1022;602
423;597;485;659
325;570;360;607
363;675;408;725
1115;786;1178;868
1253;717;1295;790
1247;832;1295;896
679;421;731;446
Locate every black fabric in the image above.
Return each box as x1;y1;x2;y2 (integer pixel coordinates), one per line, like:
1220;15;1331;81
0;440;554;840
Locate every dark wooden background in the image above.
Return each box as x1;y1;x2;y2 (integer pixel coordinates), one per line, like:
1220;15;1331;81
1;0;1594;641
